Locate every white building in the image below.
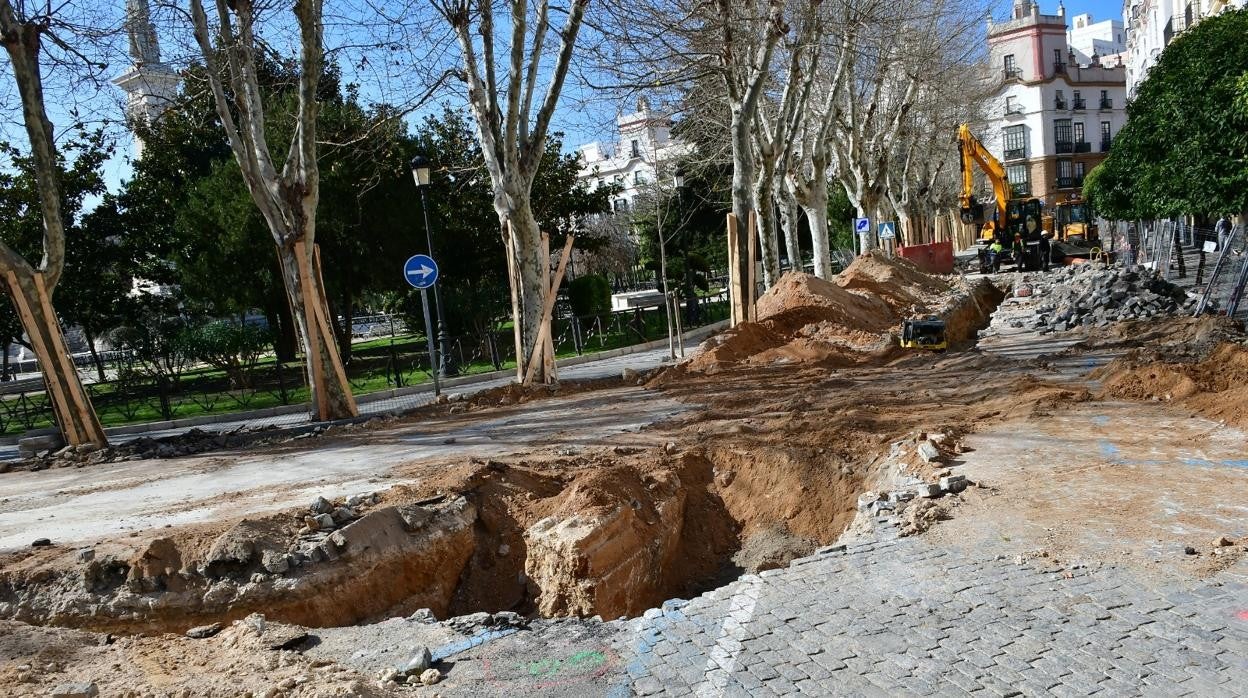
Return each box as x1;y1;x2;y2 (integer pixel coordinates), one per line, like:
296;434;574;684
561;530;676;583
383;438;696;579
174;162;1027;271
112;0;179;159
1066;11;1126;64
985;1;1129;208
1123;0;1248;97
576;99;688;213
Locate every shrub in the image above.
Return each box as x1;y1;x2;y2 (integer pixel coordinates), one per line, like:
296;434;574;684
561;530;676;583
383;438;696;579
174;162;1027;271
183;321;272;389
567;274;611;319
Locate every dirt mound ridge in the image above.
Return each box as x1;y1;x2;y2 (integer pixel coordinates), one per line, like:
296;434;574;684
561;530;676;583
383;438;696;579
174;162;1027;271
1095;342;1248;429
677;251;998;375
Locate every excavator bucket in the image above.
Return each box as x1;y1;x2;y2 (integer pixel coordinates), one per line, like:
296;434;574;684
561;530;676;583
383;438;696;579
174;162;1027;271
960;199;985;225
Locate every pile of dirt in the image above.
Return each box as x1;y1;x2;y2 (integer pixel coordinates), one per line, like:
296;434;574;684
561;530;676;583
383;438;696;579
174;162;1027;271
1067;314;1245;361
1094;342;1248;428
672;251;1001;376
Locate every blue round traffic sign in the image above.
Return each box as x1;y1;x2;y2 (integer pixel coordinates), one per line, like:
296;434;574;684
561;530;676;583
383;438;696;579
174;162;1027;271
403;254;439;289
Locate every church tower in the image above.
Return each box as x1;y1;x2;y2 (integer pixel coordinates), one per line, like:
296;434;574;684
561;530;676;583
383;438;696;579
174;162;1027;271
112;0;179;159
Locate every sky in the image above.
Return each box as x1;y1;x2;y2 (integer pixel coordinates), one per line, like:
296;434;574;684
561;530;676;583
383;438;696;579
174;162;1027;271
25;0;1136;210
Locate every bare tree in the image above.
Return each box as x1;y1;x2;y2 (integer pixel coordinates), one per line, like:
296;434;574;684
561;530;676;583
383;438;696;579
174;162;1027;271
185;0;357;420
0;0;108;447
830;0;988;252
784;12;858;278
749;0;819;287
432;0;590;380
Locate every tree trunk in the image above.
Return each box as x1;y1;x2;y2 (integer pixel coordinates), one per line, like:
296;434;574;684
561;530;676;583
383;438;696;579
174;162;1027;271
730;109;756;320
751;172;782;288
336;287;353;364
803;195;834;279
3;270;105;446
499;193;546;365
778;184;801;274
83;327;106;384
275;243;355;420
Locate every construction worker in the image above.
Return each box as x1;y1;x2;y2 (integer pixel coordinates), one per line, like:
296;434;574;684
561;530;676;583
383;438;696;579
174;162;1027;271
988;239;1005;273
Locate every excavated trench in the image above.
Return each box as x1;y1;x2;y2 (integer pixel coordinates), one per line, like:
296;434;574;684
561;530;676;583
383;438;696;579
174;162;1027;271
0;444;874;634
0;269;1006;636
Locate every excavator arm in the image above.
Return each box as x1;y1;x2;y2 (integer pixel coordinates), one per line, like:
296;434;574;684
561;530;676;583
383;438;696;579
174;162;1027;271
957;124;1011;232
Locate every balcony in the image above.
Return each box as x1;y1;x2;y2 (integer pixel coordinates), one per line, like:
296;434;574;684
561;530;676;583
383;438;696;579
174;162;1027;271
1011;183;1031;197
1057;176;1075;188
1004;103;1024;117
1099;98;1114;110
1072;98;1086;110
1055;141;1074;154
1100;138;1112;152
1074;141;1092;153
1004;148;1026;160
1004;67;1022;80
1055;98;1068;110
1054;61;1066;74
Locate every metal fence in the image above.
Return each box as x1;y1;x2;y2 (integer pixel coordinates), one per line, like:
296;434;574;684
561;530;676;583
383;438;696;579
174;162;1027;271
1102;218;1247;322
0;296;730;436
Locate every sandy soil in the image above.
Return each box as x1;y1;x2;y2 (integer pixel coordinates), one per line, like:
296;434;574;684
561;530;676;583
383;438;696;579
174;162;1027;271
1;257;1246;696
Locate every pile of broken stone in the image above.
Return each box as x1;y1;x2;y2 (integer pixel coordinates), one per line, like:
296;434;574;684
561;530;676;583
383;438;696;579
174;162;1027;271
1013;264;1195;333
859;436;968;518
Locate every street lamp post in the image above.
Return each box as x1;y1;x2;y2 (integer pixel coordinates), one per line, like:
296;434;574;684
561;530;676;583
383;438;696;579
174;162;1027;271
410;155;455;379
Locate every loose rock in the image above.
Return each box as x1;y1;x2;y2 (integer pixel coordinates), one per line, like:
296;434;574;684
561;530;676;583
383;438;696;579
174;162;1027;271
50;684;98;698
186;622;223;639
400;647;432;675
419;668;441;686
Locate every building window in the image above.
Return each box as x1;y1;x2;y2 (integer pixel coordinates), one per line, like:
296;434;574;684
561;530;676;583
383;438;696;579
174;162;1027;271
1072;90;1085;110
1054;48;1065;72
634;171;644;185
1073;122;1089;151
1099;89;1112;109
1054;119;1073;153
1057;159;1074;188
1055;89;1067;110
1005;96;1021;115
629;139;640;159
613;198;630;213
1074;161;1086;186
1004;54;1019;78
1006;164;1030;196
1003;125;1026;159
1100;121;1112;151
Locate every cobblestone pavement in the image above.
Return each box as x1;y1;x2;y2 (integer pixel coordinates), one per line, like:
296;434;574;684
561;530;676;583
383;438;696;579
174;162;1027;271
417;519;1248;697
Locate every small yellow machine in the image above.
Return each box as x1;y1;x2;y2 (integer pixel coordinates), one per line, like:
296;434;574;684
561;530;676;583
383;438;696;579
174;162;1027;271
900;316;948;352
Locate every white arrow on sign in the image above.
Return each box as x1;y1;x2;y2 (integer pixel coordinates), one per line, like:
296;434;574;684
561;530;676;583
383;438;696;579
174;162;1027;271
407;264;435;279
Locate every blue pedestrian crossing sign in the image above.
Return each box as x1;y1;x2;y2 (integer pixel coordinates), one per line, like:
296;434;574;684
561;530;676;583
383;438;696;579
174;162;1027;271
403;254;439;289
878;221;897;240
854;217;871;236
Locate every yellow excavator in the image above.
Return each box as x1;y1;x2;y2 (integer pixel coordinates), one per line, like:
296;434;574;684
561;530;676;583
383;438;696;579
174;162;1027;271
1054;195;1100;245
957;124;1048;273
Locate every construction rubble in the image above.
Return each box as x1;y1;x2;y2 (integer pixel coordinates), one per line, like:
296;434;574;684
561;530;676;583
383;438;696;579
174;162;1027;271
985;264;1196;337
2;252;1248;696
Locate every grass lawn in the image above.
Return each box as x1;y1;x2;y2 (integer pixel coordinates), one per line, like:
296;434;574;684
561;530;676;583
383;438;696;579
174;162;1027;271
0;303;727;436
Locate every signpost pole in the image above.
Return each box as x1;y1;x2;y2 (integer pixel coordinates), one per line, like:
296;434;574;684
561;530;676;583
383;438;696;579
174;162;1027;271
420;287;441;397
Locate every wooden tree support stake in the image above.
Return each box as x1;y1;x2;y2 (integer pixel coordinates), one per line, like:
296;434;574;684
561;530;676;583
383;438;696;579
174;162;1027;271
726;213;741;327
293;240;330;420
747;209;758;322
503;222;525;382
523;233;576;386
312;244;358;416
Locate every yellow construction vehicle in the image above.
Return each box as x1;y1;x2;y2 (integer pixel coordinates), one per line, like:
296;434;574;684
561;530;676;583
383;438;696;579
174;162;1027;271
900;316;948;352
1054;195;1099;242
957;124;1049;274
